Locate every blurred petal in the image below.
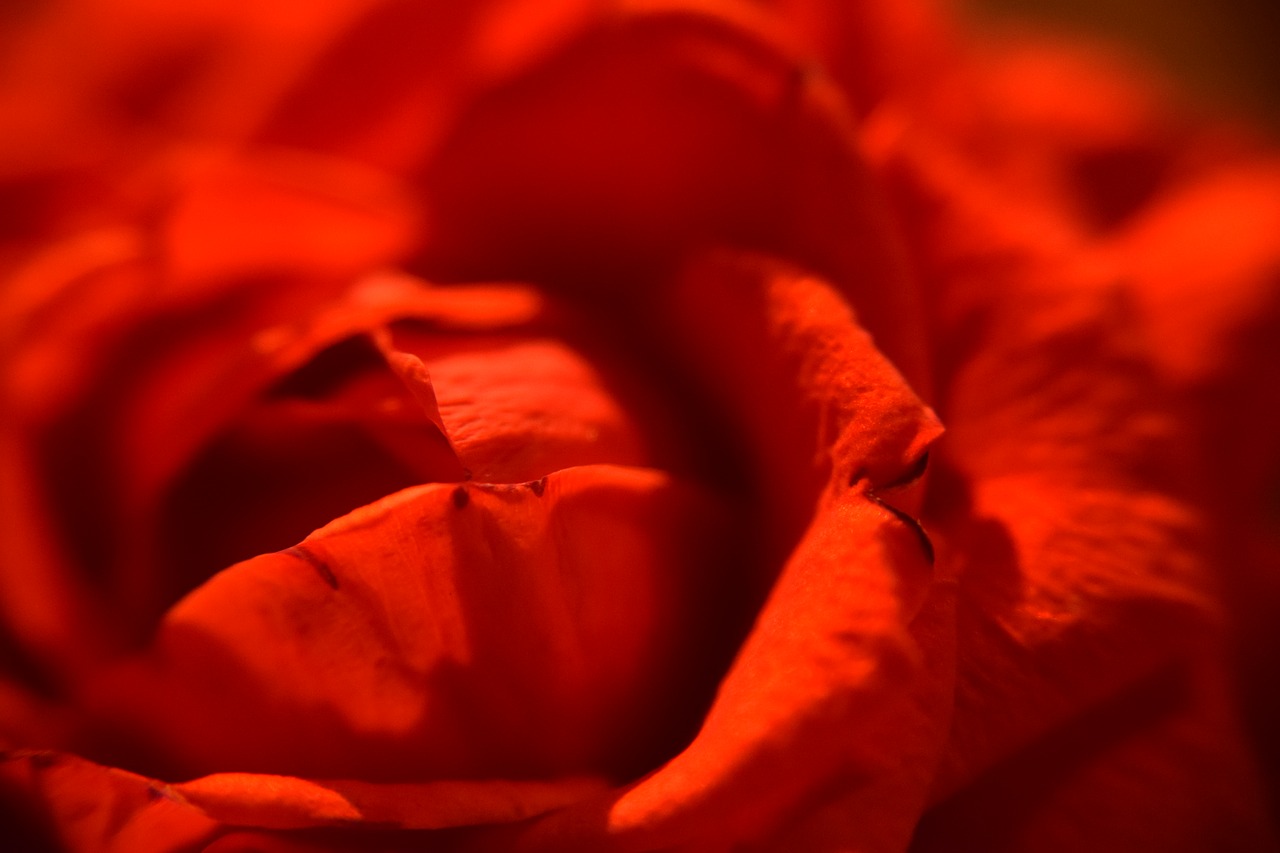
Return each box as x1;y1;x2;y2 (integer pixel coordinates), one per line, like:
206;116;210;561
0;0;381;256
911;663;1274;852
882;126;1270;841
1110;158;1280;389
1108;155;1280;808
416;4;931;386
756;0;952;116
171;772;607;831
389;327;663;483
0;749;607;851
161;151;420;291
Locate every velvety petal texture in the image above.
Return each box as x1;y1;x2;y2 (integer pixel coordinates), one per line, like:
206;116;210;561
81;465;731;784
1;0;1278;850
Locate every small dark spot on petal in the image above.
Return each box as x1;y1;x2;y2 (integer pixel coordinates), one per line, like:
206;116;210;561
28;752;58;769
452;485;470;509
286;545;339;590
527;477;547;497
869;494;935;565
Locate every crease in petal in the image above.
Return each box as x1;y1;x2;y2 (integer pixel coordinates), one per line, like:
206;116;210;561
389;328;663;483
463;252;947;852
664;250;942;579
880;130;1241;811
478;489;945;853
0;750;219;853
74;464;736;790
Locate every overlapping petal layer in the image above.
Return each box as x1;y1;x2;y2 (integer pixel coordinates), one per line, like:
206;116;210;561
875;112;1275;848
0;463;733;849
1;0;1277;850
417;256;946;851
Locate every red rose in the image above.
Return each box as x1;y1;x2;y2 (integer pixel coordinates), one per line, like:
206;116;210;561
2;1;1278;851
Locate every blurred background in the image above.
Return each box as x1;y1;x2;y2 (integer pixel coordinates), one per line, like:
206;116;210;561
962;0;1280;133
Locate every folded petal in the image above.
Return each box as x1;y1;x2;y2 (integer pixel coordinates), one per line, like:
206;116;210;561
252;0;602;172
0;748;608;851
170;772;607;831
438;253;946;851
416;4;931;385
881;126;1270;842
1106;153;1280;813
74;464;735;789
0;750;218;853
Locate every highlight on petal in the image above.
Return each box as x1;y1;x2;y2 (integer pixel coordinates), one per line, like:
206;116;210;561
663;250;942;577
1108;158;1280;388
161;151;421;291
251;0;604;172
170;772;608;831
911;664;1275;853
756;0;954;116
880;124;1273;844
0;748;607;850
0;750;218;853
468;481;947;853
3;252;676;661
447;252;947;851
388;323;673;483
74;464;736;789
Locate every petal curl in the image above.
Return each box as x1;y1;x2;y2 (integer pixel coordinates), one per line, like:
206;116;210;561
881;125;1272;843
74;464;734;792
664;251;942;575
0;750;218;853
443;255;946;851
416;4;932;386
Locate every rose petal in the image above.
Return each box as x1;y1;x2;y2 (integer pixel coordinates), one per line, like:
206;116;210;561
155;292;677;601
2;267;574;648
665;250;943;581
0;750;219;853
0;749;609;850
456;484;945;853
1107;156;1280;812
441;253;946;851
161;151;421;291
881;129;1268;833
76;464;735;789
0;0;380;260
170;772;608;831
415;4;931;386
390;331;658;483
758;0;952;117
252;0;602;172
1110;159;1280;389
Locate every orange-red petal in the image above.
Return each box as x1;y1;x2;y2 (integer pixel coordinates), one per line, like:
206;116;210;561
75;464;733;786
